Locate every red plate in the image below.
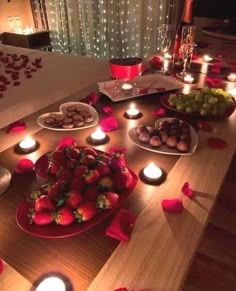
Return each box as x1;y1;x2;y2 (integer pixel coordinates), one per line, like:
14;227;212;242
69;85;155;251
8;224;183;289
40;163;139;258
160;94;236;120
16;147;138;238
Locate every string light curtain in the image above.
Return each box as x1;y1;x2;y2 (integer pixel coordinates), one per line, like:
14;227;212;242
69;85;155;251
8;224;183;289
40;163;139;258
31;0;181;59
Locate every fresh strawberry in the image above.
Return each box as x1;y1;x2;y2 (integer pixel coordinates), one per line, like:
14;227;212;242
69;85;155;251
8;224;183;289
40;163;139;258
35;195;55;212
66;190;83;209
97;154;110;164
54;207;75;226
31;211;54;225
96;161;111;177
98;176;114;191
57;168;73;182
48;162;61;175
73;165;88;177
82;147;98;157
74;202;97;222
97;192;120;209
56;137;77;151
66;158;77;170
47;181;66;199
83;169;100;184
114;167;133;191
35;154;50;179
80;154;97;167
66;147;80;159
70;177;85;192
50;150;66;166
110;153;126;171
84;185;99;201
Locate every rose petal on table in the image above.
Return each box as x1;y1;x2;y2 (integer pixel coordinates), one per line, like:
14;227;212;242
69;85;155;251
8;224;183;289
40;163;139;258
150;56;162;69
139;88;149;94
102;106;113;115
161;199;184;213
15;159;34;173
56;137;77;150
181;182;193;198
205;76;223;88
81;91;99;106
114;288;129;291
152;107;166;117
155;87;166;92
0;258;4;274
105;208;137;242
207;137;228;150
100;116;118;132
109;146;127;155
197;120;213;132
6;120;26;134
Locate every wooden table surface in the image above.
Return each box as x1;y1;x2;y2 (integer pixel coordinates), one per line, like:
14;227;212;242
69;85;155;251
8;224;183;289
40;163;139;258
0;44;236;291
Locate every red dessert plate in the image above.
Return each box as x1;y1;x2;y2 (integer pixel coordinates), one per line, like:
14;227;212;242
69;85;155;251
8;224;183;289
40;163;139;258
160;94;236;120
16;147;138;238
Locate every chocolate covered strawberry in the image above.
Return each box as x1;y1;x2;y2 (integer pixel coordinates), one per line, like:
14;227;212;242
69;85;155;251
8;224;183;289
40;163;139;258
31;211;54;225
114;167;133;191
54;207;75;226
110;153;126;171
66;190;83;209
69;177;85;192
35;195;55;212
95;161;111;177
97;192;120;209
84;169;100;184
74;201;97;222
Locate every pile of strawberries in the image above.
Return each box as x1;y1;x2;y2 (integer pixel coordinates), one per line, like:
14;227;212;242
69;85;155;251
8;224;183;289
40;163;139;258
29;142;137;226
0;50;42;98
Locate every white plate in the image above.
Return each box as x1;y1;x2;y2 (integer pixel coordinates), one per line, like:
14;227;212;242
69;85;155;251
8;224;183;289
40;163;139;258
128;118;198;156
98;73;182;102
37;102;98;131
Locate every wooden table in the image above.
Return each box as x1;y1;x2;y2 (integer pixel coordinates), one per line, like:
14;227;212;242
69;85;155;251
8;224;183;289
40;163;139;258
0;46;236;291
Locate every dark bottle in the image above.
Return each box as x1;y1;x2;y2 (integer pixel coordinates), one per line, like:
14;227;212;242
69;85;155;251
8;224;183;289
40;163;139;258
173;0;194;63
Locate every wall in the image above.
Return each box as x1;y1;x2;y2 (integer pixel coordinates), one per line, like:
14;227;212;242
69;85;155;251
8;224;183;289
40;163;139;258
0;0;34;33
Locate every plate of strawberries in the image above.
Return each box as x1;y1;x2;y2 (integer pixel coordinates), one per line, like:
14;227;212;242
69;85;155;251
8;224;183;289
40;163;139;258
16;141;138;238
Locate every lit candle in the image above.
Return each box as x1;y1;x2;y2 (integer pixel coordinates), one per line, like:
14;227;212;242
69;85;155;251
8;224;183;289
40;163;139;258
121;83;133;95
203;55;213;62
19;136;36;152
227;73;236;82
23;26;33;35
164;52;172;60
184;74;194;84
91;127;106;143
228;88;236;98
36;276;65;291
143;163;162;180
126;103;140;119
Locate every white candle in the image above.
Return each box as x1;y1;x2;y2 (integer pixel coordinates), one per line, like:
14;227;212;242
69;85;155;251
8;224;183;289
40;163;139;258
143;163;162;180
126;103;140;118
227;73;236;82
91;127;106;142
164;52;172;60
19;136;36;151
184;74;194;84
121;83;133;94
203;55;213;62
36;276;65;291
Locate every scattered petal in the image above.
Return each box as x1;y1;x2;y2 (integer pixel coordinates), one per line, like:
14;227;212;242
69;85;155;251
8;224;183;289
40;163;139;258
155;87;166;92
139;88;148;94
100;116;118;132
81;91;99;106
207;137;227;150
205;76;223;88
152;107;166;117
161;199;184;213
6;120;26;134
197;120;213;132
15;159;34;173
182;182;193;198
102;106;113;115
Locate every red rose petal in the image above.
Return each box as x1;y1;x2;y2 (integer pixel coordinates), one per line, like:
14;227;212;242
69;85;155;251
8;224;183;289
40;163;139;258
102;106;113;115
139;88;148;94
161;199;184;213
181;182;193;198
197;120;213;132
205;76;223;88
152;107;166;117
155;87;166;92
0;258;4;274
100;116;118;132
114;288;129;291
207;137;227;150
15;159;34;173
6;120;26;134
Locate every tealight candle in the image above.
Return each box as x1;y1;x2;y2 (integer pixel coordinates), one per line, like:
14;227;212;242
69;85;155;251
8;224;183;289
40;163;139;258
140;162;166;185
19;136;36;152
183;74;194;84
125;103;141;119
121;83;133;95
203;55;213;62
91;127;107;143
227;73;236;82
36;276;65;291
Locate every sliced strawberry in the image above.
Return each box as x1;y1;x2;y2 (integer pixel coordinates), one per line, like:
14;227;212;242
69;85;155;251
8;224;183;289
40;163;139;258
114;167;133;191
66;190;83;209
31;211;54;225
84;169;100;184
75;202;97;222
97;192;120;209
54;207;75;226
35;195;55;212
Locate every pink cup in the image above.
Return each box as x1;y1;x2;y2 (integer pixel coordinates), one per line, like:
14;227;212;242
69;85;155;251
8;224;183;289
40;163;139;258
109;58;143;80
